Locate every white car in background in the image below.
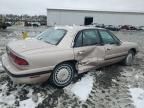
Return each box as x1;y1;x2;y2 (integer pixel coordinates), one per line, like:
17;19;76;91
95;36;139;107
2;26;139;88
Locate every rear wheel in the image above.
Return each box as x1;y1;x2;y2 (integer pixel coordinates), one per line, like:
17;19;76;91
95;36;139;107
50;63;75;88
123;50;134;66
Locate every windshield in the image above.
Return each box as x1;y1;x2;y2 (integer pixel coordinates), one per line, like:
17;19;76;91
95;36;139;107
36;28;67;45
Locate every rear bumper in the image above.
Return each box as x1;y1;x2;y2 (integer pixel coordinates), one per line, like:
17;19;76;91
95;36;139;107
2;54;52;84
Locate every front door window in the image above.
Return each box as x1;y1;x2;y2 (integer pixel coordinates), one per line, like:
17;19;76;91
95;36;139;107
99;30;116;44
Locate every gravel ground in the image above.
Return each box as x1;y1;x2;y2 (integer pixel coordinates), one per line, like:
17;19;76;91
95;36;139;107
0;26;144;108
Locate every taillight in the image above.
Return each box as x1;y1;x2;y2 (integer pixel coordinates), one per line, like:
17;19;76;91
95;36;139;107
9;52;29;65
14;57;29;65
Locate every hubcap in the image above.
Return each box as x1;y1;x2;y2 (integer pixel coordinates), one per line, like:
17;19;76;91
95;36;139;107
55;66;72;84
126;53;133;65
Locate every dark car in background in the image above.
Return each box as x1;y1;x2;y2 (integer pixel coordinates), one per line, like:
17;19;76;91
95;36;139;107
105;25;120;31
121;25;137;30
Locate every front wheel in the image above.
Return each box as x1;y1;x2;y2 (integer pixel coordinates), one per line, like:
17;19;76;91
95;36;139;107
50;63;75;88
2;26;7;29
123;50;135;66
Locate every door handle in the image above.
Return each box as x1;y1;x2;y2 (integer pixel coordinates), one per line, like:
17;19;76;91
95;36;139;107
77;51;85;55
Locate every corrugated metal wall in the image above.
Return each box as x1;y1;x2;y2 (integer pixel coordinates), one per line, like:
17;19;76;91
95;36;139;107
47;9;144;26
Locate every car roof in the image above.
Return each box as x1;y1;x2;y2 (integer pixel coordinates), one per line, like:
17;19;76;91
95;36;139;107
54;25;106;32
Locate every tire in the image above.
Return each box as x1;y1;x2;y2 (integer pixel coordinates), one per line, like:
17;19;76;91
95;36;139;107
50;63;75;88
2;26;7;29
123;50;135;66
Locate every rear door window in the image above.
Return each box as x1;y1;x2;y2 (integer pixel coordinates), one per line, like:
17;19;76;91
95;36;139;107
83;30;99;46
74;32;83;47
74;29;100;47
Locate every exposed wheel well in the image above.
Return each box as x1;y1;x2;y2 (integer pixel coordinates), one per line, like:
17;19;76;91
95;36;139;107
130;48;136;55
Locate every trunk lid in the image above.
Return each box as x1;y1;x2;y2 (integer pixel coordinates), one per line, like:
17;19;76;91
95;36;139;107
7;39;55;53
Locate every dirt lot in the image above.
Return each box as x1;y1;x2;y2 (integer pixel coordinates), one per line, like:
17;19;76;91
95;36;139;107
0;26;144;108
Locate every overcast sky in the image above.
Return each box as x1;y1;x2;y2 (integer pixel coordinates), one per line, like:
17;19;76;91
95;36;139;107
0;0;144;15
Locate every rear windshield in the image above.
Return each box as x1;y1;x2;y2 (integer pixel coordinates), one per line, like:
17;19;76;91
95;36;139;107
36;28;67;45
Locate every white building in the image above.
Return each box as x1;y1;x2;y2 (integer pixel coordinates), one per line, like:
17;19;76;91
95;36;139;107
47;8;144;26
